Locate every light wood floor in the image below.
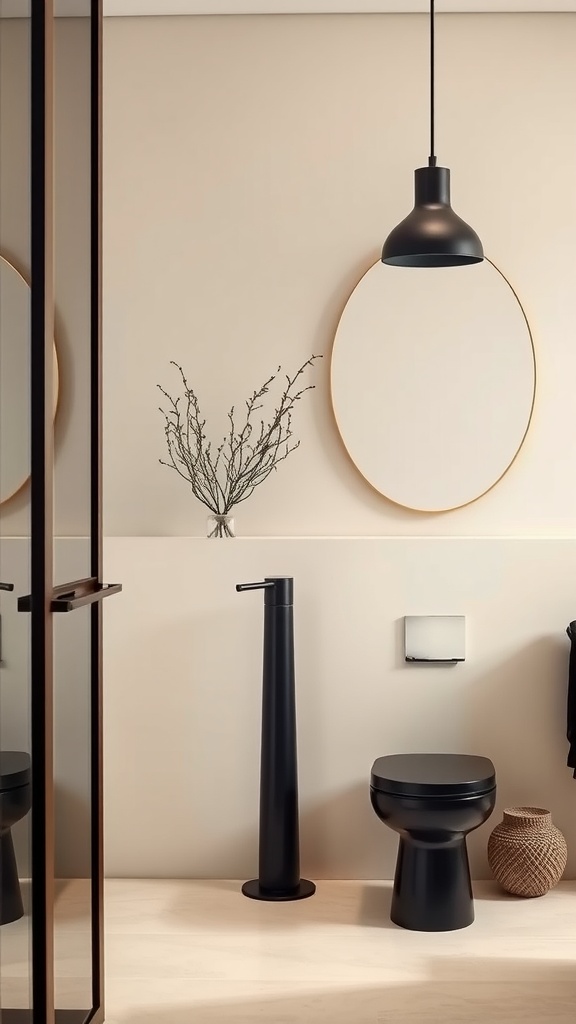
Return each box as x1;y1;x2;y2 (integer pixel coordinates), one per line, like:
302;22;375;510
2;879;575;1021
102;879;576;1023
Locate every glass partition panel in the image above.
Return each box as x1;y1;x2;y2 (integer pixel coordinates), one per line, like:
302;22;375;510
53;2;95;1020
0;2;33;1019
53;601;92;1015
1;3;105;1019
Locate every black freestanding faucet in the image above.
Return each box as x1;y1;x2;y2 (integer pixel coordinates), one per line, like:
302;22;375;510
236;576;315;901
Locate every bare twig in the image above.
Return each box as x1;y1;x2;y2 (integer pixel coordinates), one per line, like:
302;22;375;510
158;356;322;517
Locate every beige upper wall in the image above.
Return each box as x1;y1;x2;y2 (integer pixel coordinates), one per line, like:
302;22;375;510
102;13;576;536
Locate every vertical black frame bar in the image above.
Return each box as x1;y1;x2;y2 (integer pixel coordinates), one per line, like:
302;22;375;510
90;1;105;1020
30;1;55;1022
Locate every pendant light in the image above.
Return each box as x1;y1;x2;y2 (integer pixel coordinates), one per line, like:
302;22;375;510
382;0;483;268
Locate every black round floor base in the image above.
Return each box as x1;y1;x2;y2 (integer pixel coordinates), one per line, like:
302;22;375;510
242;878;316;902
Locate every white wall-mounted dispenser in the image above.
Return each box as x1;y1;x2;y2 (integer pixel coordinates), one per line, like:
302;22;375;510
404;615;466;663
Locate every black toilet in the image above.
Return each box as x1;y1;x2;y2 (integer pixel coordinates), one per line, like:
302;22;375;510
370;753;496;932
0;751;32;925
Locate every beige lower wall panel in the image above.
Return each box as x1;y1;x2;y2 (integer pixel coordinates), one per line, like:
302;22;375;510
103;537;576;879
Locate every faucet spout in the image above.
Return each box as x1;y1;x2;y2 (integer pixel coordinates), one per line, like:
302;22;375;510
236;581;275;592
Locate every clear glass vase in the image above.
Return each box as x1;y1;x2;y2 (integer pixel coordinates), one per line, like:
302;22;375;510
207;513;235;539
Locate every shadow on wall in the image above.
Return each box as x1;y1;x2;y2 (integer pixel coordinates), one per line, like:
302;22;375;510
299;782;395;881
177;781;395;887
466;635;573;872
117;956;576;1023
12;782;92;880
53;782;92;878
156;592;392;880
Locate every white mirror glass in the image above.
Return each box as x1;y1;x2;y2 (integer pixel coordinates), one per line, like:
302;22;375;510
0;255;59;505
331;259;536;512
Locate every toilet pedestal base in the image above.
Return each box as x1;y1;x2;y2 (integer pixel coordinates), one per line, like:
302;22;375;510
0;829;24;925
391;835;474;932
242;878;316;902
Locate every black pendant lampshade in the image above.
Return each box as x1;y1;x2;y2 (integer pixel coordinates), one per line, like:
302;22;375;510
382;1;483;268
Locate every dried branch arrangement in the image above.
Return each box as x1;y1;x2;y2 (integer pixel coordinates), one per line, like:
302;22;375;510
158;355;321;535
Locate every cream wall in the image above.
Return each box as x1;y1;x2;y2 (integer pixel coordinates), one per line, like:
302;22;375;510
100;13;576;879
103;537;575;879
103;13;576;537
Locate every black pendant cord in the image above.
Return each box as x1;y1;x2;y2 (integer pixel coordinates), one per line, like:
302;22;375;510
380;0;484;265
429;0;437;167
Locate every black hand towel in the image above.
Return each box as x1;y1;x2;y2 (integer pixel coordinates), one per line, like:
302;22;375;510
566;621;576;778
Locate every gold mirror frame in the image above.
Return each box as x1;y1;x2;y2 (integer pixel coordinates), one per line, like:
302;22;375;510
330;257;537;514
0;253;60;507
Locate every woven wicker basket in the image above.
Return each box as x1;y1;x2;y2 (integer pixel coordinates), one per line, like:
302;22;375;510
487;807;567;898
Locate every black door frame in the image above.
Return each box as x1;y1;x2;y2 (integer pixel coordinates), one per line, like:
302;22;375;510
89;2;106;1020
24;2;112;1022
30;0;55;1019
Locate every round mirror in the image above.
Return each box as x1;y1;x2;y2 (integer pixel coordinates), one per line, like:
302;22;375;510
0;255;59;506
331;259;536;512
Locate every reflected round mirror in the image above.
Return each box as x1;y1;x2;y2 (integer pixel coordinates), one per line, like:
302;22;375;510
0;255;59;506
331;259;536;512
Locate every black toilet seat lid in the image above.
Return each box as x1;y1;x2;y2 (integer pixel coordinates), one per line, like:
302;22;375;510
0;751;31;791
370;753;496;798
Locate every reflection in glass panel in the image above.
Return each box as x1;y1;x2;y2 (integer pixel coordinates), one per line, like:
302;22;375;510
54;2;92;573
54;1;94;1016
0;257;31;506
0;255;59;509
54;596;92;1013
0;1;33;1016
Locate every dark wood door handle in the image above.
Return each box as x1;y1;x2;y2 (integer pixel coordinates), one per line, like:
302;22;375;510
17;577;122;613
